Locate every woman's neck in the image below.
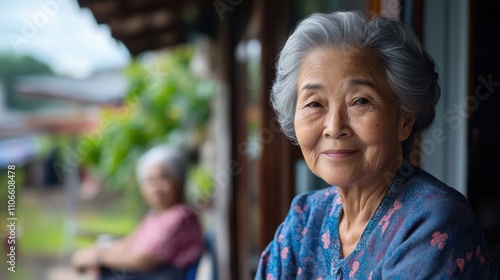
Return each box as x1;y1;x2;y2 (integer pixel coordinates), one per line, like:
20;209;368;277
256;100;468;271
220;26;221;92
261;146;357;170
338;177;390;228
152;200;181;213
337;156;402;225
336;157;402;257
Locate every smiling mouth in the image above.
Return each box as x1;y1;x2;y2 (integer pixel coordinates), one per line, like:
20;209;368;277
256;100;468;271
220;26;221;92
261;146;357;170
321;150;359;159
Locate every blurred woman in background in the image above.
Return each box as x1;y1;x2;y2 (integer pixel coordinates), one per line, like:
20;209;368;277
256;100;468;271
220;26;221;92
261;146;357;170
72;145;204;280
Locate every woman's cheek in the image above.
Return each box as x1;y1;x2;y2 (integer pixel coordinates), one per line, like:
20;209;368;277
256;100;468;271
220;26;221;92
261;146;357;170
296;113;322;139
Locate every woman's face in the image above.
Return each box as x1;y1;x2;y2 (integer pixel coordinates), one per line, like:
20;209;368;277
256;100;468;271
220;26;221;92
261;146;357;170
140;163;179;211
294;47;414;187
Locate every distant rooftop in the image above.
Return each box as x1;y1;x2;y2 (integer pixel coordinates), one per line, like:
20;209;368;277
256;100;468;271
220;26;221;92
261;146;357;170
15;69;128;105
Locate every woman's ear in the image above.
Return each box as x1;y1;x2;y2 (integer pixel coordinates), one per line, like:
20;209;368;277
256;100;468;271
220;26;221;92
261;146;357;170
397;112;416;141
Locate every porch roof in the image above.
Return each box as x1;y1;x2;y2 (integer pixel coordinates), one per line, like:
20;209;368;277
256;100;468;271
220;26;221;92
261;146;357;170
78;0;217;56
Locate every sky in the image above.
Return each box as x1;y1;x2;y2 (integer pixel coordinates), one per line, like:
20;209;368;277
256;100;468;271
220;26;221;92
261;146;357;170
0;0;131;78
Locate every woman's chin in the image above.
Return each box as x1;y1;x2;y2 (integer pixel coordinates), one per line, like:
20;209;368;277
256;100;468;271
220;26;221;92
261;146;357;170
323;179;355;187
151;201;177;211
316;167;362;187
147;201;166;210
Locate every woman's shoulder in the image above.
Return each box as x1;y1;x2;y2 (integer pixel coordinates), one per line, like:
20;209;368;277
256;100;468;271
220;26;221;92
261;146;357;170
398;167;475;222
169;203;200;222
384;167;498;278
172;203;199;215
404;168;469;203
144;204;200;228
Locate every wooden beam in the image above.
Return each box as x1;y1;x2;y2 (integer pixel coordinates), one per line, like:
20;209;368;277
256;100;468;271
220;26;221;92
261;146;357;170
110;22;182;42
228;1;256;277
257;0;294;253
107;9;176;34
79;0;186;23
123;33;184;56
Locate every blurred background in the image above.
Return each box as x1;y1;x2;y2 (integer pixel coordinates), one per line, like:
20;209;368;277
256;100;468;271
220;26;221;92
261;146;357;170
0;0;499;279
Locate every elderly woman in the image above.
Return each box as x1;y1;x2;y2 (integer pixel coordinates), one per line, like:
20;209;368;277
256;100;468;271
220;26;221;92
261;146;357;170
71;145;204;280
256;11;498;279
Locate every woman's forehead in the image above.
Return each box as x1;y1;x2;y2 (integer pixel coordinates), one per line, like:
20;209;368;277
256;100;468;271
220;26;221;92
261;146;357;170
145;163;171;176
300;47;382;74
297;47;388;90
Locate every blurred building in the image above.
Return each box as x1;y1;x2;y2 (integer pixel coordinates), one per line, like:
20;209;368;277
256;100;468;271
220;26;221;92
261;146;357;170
1;70;128;187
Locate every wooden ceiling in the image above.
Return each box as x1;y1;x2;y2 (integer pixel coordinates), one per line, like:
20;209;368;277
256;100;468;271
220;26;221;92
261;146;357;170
78;0;217;56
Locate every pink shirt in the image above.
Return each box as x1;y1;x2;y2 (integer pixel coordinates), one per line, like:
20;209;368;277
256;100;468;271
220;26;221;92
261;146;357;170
128;203;204;268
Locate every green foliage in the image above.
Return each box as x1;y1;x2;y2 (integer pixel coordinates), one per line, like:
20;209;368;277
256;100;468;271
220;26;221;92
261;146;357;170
0;55;54;110
74;210;138;248
18;205;65;254
187;164;214;206
77;46;215;197
16;194;138;254
0;55;53;77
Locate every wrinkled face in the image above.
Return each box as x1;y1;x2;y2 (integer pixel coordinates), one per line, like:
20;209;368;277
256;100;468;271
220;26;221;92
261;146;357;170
294;47;414;187
140;163;179;211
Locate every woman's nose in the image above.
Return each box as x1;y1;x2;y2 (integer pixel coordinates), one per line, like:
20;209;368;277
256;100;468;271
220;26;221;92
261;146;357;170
323;106;351;139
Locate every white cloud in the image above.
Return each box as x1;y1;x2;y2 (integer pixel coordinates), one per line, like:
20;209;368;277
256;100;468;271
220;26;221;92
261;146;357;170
0;0;130;78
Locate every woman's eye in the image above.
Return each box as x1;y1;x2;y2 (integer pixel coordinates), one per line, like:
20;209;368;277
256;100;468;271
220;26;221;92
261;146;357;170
353;98;370;106
307;102;322;108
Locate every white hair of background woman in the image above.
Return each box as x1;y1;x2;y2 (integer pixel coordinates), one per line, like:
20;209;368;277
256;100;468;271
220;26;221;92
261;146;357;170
136;145;188;188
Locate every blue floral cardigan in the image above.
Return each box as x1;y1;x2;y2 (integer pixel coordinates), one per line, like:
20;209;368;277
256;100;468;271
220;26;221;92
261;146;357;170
256;162;498;279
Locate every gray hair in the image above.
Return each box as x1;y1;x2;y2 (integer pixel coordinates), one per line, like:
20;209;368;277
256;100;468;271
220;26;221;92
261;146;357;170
271;11;440;157
136;145;187;188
